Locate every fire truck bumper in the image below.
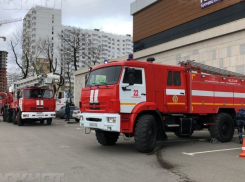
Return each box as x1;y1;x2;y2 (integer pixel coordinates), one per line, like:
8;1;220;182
21;112;56;119
80;113;120;132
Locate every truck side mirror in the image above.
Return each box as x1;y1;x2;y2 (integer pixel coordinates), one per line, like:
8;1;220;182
127;68;135;86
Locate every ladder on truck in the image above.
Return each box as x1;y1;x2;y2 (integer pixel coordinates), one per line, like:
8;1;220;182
180;60;245;78
9;73;60;92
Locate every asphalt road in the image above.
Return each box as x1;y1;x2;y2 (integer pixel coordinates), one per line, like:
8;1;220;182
0;118;245;182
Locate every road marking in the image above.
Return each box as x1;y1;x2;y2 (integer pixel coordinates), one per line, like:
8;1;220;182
183;148;241;156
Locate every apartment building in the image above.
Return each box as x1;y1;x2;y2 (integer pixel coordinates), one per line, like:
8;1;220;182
0;51;8;92
22;6;62;73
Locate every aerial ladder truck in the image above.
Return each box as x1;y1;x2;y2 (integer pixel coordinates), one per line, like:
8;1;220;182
2;73;61;126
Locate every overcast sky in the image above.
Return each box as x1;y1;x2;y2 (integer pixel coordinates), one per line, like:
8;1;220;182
0;0;134;55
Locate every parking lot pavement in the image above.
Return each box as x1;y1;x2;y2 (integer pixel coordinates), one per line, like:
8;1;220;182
0;118;245;182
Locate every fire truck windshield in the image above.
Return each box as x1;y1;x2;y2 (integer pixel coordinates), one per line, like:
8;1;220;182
86;66;122;87
24;89;53;99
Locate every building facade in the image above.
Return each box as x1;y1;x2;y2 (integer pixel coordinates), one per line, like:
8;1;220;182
130;0;245;74
0;51;8;92
22;6;62;74
61;27;133;94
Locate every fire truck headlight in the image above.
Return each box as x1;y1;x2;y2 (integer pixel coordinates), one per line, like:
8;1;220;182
51;114;56;116
80;116;84;121
107;117;116;123
23;114;29;118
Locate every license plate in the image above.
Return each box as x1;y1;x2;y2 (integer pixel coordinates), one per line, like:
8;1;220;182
37;115;44;117
89;123;97;127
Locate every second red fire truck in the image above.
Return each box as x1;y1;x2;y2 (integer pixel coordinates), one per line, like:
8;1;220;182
2;73;60;126
80;56;245;153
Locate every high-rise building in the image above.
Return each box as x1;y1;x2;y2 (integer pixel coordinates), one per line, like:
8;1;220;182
22;6;62;74
0;51;8;92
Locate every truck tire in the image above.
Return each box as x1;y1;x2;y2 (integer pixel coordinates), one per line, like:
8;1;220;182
12;111;17;125
17;111;24;126
7;110;12;123
95;130;119;146
47;118;52;125
209;113;234;142
174;131;193;138
40;119;44;124
75;118;79;122
3;108;6;122
135;114;157;153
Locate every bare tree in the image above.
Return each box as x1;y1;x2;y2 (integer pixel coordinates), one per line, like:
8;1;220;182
9;30;40;79
58;28;84;71
82;39;102;66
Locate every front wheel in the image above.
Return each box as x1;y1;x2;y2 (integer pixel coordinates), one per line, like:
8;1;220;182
75;118;79;122
95;130;119;146
135;114;157;153
209;113;234;142
17;111;24;126
47;118;52;125
12;111;17;125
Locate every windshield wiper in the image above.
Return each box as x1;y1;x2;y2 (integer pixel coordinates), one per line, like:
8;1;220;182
99;82;108;87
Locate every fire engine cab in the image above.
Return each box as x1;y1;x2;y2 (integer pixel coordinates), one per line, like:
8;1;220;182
3;73;60;126
80;56;245;153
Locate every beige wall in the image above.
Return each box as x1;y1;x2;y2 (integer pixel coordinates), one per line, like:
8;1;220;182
132;18;245;74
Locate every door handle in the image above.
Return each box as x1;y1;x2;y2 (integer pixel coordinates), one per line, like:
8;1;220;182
180;92;185;95
141;93;146;96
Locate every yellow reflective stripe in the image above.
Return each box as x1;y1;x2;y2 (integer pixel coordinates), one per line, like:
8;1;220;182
167;103;185;105
120;103;137;106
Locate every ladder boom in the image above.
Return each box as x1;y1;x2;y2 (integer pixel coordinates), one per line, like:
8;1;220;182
180;60;245;78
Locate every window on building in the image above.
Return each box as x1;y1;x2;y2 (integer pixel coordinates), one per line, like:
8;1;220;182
52;20;54;23
52;32;54;34
52;15;54;19
52;37;53;40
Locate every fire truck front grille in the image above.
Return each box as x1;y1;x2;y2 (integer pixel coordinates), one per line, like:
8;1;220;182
30;107;49;111
86;118;102;122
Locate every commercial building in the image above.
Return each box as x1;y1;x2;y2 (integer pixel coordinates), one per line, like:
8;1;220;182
130;0;245;74
0;51;8;92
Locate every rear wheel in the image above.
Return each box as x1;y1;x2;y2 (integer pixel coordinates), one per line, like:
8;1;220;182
40;120;44;124
47;118;52;125
75;118;79;122
209;113;234;142
17;111;24;126
135;114;157;153
95;130;119;145
12;111;17;125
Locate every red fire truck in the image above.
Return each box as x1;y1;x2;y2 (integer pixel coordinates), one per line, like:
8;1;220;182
80;57;245;153
2;73;60;126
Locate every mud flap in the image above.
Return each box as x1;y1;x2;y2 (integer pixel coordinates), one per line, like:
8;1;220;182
179;118;193;135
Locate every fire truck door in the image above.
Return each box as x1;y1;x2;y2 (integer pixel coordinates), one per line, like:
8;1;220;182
119;67;146;113
166;70;187;113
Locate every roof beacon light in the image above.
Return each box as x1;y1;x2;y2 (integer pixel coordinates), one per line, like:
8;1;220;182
128;54;133;60
26;85;29;88
104;60;108;64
